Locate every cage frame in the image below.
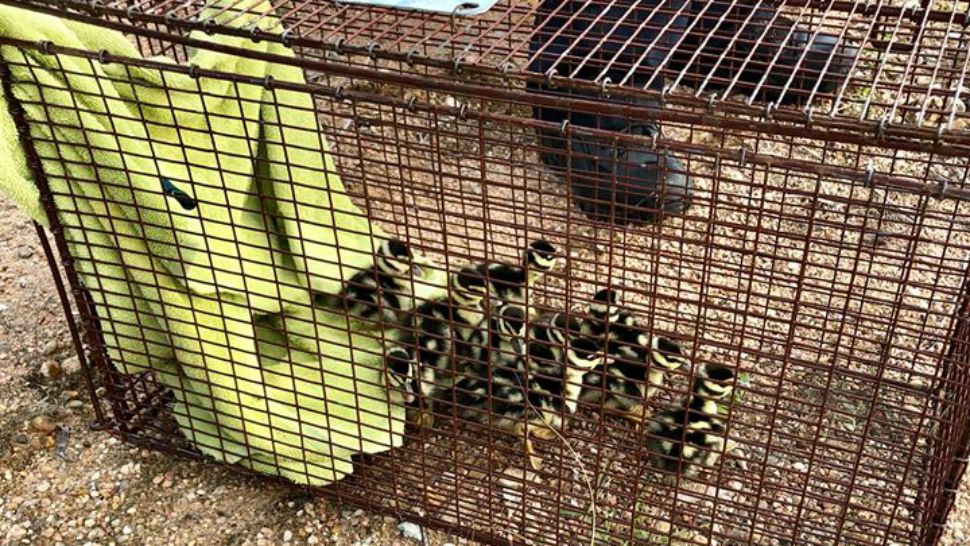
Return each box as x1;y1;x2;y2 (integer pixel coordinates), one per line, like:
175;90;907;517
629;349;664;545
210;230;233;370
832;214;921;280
3;1;970;544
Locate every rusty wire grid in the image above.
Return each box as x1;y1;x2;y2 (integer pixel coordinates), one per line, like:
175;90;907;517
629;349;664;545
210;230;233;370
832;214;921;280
3;1;970;545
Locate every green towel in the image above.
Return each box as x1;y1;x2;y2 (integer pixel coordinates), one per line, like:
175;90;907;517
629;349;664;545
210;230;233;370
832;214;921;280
0;2;432;485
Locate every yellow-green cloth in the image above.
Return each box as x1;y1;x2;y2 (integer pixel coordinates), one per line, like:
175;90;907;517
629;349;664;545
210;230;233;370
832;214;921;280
0;2;429;485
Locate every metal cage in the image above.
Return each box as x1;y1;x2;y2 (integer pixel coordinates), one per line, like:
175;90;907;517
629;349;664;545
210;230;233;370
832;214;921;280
5;0;970;544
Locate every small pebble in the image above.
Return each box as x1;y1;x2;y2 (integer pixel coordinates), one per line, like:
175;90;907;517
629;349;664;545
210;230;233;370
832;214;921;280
283;530;293;541
30;414;57;434
5;524;26;542
41;360;62;380
397;522;423;542
16;245;34;259
42;340;60;355
61;356;82;376
66;400;84;410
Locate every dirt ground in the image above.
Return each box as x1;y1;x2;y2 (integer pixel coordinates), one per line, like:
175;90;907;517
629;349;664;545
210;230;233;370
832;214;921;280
2;196;970;546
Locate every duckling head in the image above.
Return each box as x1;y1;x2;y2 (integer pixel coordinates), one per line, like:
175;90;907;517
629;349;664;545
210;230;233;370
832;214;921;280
695;363;736;400
524;239;558;272
650;335;690;371
376;239;421;277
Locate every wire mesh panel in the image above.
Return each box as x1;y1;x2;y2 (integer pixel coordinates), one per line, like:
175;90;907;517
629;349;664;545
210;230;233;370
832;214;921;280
14;0;970;148
3;1;970;545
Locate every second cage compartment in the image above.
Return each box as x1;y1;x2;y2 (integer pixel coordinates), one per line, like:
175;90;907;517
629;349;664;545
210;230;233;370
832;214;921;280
8;2;970;545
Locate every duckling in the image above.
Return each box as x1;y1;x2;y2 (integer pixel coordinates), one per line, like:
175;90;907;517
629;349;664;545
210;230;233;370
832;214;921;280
384;346;418;406
478;239;559;307
583;334;691;423
527;313;580;371
464;302;530;371
607;313;692;388
524;239;558;282
581;288;622;339
645;363;737;476
691;362;736;416
647;414;729;477
336;239;422;324
398;265;489;427
528;335;612;415
454;305;554;470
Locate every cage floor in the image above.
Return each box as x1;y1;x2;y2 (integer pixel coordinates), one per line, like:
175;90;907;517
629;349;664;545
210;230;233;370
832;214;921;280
114;369;925;546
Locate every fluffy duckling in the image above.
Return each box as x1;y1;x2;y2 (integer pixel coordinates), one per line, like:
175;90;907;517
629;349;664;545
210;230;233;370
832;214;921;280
645;363;737;476
338;239;422;324
397;265;489;427
464;302;530;371
691;362;736;415
478;239;559;307
528;335;612;415
648;414;729;477
580;288;622;339
584;334;691;423
524;239;559;282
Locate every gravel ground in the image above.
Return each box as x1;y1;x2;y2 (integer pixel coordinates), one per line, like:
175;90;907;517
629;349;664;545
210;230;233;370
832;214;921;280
0;197;471;546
